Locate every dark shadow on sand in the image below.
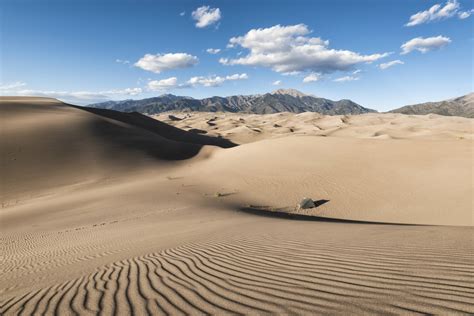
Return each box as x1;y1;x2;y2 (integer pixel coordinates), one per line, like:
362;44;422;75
238;202;429;226
75;105;238;149
62;105;239;161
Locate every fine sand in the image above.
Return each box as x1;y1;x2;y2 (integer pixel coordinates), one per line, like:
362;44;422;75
1;97;473;315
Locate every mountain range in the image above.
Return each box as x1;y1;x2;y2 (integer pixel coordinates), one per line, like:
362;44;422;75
89;89;375;115
389;93;474;118
89;89;474;118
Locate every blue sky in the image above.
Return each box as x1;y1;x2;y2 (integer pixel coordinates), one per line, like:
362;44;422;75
1;0;473;111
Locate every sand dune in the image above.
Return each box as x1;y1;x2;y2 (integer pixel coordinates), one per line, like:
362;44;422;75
1;97;473;315
155;111;473;226
153;111;473;144
187;136;472;225
1;97;233;208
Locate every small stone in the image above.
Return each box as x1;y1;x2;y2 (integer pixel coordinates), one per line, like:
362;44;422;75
298;198;315;210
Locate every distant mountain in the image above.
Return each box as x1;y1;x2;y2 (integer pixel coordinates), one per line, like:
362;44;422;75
89;89;375;115
390;93;474;118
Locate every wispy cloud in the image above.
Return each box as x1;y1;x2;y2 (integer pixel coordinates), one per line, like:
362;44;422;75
458;9;474;19
379;60;404;70
206;48;221;54
272;80;282;86
401;36;451;54
147;73;249;91
405;0;471;26
0;82;142;104
333;75;359;82
187;73;248;87
115;59;130;64
0;81;27;90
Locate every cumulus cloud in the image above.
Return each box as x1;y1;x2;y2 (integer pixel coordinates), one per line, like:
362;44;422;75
147;77;180;91
405;0;471;26
135;53;198;74
302;73;321;83
379;60;404;70
0;82;142;104
272;80;282;86
333;76;359;82
401;36;451;54
191;6;221;28
220;24;389;74
206;48;221;54
187;73;248;87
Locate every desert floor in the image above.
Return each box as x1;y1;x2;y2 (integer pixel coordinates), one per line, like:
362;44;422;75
1;97;473;315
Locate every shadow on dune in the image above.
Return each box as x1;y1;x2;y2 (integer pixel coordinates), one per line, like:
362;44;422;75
58;104;240;162
238;203;427;226
74;105;238;149
85;117;207;161
1;98;240;200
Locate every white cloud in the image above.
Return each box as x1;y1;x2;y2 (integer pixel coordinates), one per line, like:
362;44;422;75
458;9;474;19
0;82;142;104
281;71;301;76
115;59;130;64
405;0;471;26
147;77;180;91
379;60;404;70
103;87;142;95
179;11;185;16
18;90;110;101
352;69;362;75
187;73;248;87
272;80;282;86
220;24;389;74
4;89;139;105
333;76;359;82
146;73;248;91
302;73;321;83
135;53;198;74
401;36;451;54
206;48;221;54
191;6;221;28
0;81;26;90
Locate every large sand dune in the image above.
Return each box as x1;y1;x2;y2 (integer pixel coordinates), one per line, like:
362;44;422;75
1;97;473;315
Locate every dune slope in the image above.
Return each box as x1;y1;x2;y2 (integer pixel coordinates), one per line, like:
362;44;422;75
190;136;473;225
1;97;233;207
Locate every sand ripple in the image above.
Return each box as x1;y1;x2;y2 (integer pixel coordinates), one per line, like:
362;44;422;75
2;235;473;315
